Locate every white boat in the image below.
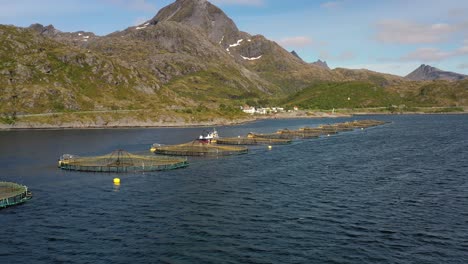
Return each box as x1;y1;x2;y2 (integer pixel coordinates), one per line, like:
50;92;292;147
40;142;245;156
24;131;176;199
198;129;219;143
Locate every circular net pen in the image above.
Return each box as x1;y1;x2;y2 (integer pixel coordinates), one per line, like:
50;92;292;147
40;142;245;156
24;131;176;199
216;136;291;145
0;182;32;209
152;141;248;156
58;150;188;172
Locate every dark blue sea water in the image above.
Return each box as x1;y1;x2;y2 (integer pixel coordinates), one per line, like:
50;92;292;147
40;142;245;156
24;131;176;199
1;115;467;264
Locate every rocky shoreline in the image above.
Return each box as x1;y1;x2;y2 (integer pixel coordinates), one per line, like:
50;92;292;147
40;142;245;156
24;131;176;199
0;111;350;130
1;110;466;130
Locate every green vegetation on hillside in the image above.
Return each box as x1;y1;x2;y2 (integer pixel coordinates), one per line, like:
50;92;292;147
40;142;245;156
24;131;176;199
282;80;468;112
283;82;402;110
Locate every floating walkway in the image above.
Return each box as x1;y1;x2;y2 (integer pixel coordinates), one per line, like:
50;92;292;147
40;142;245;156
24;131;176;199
250;119;388;139
248;131;320;140
0;182;32;209
151;141;248;156
58;149;188;172
216;136;291;145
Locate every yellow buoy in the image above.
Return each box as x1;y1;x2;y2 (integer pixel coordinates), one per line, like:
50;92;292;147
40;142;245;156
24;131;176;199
268;145;272;150
150;147;156;153
113;178;121;185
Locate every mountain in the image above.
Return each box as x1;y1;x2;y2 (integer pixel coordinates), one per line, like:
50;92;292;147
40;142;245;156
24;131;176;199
82;0;340;95
406;64;468;81
0;25;165;116
1;0;465;126
290;50;303;61
149;0;244;46
311;59;330;70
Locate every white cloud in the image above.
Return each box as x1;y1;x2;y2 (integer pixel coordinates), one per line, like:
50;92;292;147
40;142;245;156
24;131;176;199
211;0;264;6
401;48;453;61
400;44;468;62
457;45;468;54
375;20;456;44
321;1;342;9
277;36;313;47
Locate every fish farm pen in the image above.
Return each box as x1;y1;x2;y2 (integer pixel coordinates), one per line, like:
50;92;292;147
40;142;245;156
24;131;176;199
58;150;188;172
0;182;32;209
248;131;321;140
216;137;292;145
276;129;324;138
152;141;248;156
251;120;388;140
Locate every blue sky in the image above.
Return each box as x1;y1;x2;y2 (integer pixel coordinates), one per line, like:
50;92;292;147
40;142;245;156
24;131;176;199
1;0;468;76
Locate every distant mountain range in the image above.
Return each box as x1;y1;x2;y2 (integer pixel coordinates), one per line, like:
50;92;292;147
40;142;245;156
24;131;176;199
1;0;467;123
405;64;468;81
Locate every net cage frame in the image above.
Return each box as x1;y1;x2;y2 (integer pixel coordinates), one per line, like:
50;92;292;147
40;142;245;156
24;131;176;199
248;131;320;140
152;140;248;156
251;120;387;139
0;182;31;208
216;136;292;145
58;149;188;172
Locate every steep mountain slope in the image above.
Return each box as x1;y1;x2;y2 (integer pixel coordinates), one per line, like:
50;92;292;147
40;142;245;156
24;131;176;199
90;22;277;102
150;0;244;46
406;64;468;81
333;68;405;86
290;50;303;61
0;25;166;115
145;0;339;92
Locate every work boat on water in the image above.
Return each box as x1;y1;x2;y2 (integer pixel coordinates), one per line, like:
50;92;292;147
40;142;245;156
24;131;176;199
198;129;219;144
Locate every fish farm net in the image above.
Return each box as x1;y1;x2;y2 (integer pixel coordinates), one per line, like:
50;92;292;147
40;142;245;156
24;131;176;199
251;120;388;139
216;137;291;145
152;141;248;156
300;120;388;133
0;182;31;208
58;150;188;172
248;131;320;140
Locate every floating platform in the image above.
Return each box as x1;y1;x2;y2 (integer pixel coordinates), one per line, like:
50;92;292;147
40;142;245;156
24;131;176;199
216;136;291;145
276;129;324;138
58;150;188;172
0;182;32;209
151;141;248;156
248;131;320;140
254;119;388;140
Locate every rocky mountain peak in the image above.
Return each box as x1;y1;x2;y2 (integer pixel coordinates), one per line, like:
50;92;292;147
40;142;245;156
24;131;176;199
29;23;60;36
148;0;241;45
311;59;330;70
406;64;467;81
290;50;303;61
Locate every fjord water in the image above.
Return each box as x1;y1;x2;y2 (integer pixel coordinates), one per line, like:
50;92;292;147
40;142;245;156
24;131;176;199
1;115;467;264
